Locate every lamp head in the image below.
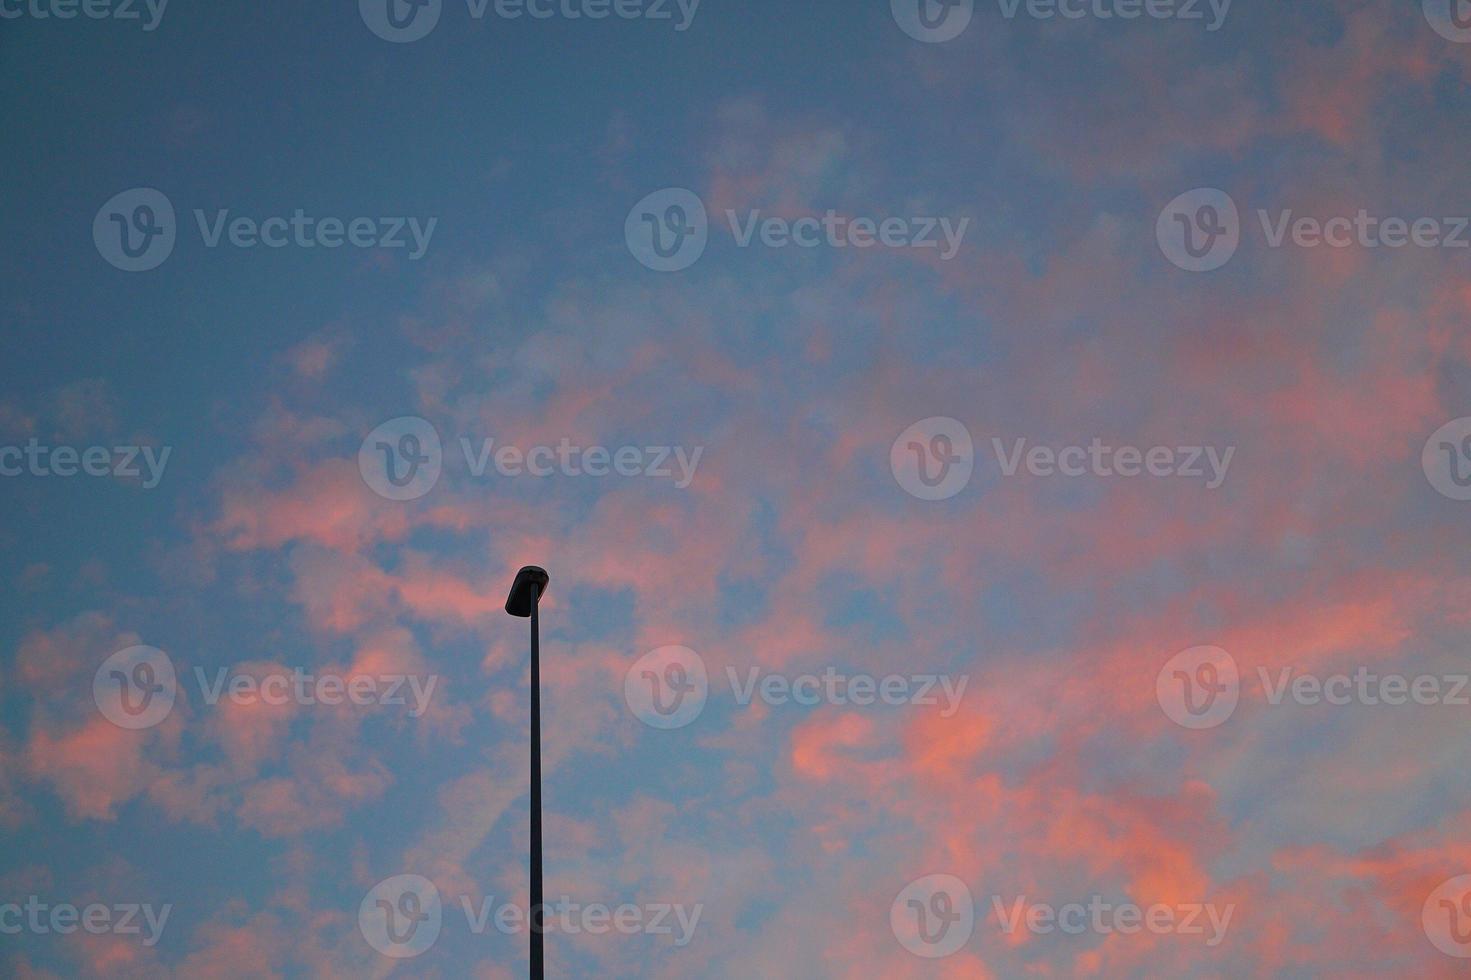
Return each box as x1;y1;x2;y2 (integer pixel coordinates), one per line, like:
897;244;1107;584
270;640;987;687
505;565;549;617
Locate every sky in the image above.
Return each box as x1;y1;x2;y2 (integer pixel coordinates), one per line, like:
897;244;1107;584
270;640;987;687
6;0;1471;976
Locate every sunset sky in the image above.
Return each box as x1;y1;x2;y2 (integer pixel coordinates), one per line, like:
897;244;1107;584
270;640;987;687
6;0;1471;976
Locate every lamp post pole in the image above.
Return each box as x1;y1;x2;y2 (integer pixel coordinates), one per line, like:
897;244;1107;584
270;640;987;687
505;565;550;980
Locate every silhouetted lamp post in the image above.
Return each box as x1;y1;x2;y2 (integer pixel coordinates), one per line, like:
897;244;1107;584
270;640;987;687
505;565;549;980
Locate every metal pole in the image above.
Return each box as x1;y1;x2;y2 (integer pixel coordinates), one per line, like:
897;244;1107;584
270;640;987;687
529;594;544;980
505;565;549;979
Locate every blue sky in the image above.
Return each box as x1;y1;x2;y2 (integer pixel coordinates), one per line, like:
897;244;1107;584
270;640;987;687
7;1;1471;976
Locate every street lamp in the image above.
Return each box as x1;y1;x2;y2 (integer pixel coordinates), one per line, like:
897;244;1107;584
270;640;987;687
505;565;550;980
